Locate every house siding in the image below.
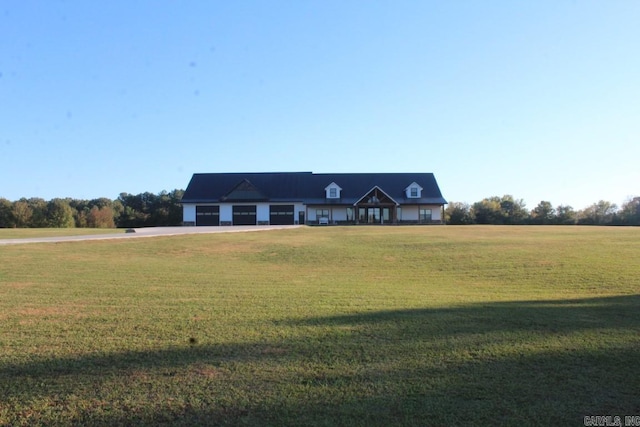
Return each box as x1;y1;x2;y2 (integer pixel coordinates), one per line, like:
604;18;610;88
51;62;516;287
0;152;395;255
401;206;418;221
220;205;233;224
184;202;306;225
399;204;442;223
183;204;196;224
181;172;446;226
257;204;270;224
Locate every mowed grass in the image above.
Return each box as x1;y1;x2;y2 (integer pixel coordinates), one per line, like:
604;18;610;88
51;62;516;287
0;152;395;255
0;226;638;426
0;228;122;239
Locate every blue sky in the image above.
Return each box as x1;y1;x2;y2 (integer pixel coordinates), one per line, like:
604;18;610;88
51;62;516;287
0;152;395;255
1;1;638;210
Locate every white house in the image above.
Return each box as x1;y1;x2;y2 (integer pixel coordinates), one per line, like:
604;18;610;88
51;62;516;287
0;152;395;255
181;172;447;226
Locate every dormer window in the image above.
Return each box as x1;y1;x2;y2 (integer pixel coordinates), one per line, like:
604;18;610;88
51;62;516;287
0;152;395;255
325;182;342;199
405;182;423;199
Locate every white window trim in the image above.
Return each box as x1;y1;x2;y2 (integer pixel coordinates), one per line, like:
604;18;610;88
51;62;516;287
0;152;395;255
325;182;342;199
405;182;423;199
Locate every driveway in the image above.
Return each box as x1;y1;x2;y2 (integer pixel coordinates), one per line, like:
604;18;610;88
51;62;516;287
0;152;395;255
0;225;302;246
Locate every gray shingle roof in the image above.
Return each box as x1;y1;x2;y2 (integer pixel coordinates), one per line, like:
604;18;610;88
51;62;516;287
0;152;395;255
181;172;447;205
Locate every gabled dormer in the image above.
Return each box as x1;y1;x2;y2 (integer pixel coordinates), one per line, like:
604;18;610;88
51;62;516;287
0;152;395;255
324;182;342;199
405;182;423;199
221;179;268;201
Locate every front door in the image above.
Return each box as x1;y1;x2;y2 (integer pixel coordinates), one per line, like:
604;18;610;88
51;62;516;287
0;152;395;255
357;206;392;224
367;207;381;224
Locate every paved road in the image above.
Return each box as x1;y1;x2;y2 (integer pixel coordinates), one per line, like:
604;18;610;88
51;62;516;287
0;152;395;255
0;225;302;246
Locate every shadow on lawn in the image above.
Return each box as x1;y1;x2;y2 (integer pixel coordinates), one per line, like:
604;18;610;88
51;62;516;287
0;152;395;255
1;294;639;426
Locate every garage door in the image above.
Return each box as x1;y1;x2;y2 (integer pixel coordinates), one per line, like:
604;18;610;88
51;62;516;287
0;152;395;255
232;205;256;225
196;206;219;226
269;205;294;225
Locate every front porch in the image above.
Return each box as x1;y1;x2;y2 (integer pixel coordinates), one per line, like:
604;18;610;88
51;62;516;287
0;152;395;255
307;186;443;225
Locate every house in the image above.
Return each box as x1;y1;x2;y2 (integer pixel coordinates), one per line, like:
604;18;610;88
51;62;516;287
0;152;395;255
181;172;447;226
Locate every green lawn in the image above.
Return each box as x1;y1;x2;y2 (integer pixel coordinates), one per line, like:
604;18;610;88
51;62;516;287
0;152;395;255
0;228;122;239
0;226;638;426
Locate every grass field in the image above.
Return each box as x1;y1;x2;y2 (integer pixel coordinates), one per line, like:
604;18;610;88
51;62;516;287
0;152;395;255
0;226;638;426
0;228;122;239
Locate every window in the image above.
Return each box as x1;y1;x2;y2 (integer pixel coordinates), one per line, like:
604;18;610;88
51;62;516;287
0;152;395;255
397;207;402;220
405;182;423;199
316;209;329;218
325;182;341;199
367;207;380;223
346;207;354;221
419;209;432;222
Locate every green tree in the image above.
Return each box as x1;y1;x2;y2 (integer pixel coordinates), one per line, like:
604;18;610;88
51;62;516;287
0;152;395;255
27;198;48;227
619;197;640;225
578;200;618;225
117;192;154;227
499;195;528;224
555;205;576;225
167;189;185;225
472;197;503;224
116;190;184;227
12;200;33;227
445;202;474;224
47;198;75;228
472;195;528;224
0;198;15;227
530;201;556;225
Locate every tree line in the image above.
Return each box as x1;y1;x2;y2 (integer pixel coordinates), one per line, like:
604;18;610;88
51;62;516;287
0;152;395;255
1;190;638;228
0;190;184;228
445;195;640;226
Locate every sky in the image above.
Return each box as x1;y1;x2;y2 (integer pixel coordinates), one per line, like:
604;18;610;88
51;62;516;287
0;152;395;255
1;1;639;210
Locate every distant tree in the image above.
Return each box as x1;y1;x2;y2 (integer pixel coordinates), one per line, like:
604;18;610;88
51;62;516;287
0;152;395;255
111;199;124;223
555;205;577;225
0;198;15;228
445;202;474;224
12;200;33;227
47;198;75;228
151;191;171;226
116;190;183;227
89;197;114;209
87;206;115;228
530;201;556;225
619;197;640;225
151;189;184;226
68;199;89;227
75;208;89;228
578;200;618;225
472;197;503;224
500;195;528;224
472;195;528;224
117;192;152;227
26;198;48;227
0;191;184;229
167;189;185;225
68;198;119;228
